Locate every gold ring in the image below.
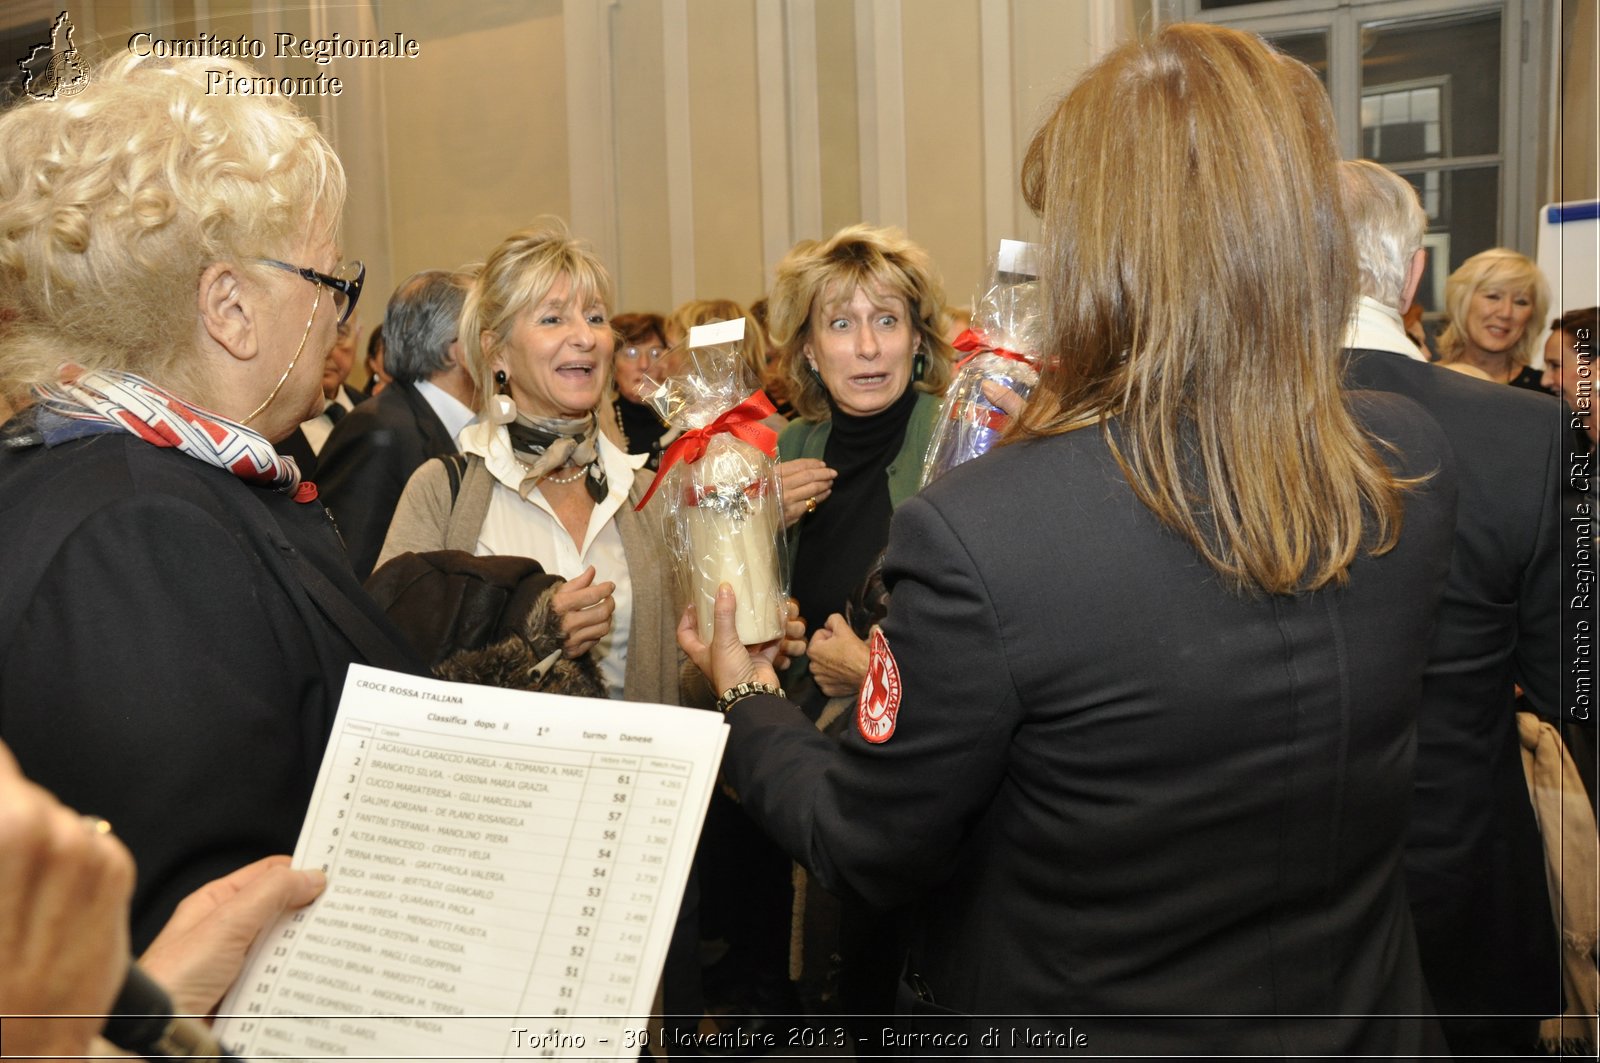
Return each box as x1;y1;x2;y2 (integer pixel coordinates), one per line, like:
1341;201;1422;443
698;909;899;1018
81;816;112;836
805;497;817;514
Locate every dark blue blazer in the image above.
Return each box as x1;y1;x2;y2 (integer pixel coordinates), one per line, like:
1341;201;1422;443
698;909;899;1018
1344;347;1565;1022
315;379;460;580
723;392;1456;1056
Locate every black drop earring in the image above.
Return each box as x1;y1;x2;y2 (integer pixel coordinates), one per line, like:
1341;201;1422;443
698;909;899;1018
912;349;927;382
494;369;508;389
808;363;823;384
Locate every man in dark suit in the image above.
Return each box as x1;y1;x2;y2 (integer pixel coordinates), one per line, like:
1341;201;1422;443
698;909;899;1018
316;269;478;580
1339;159;1565;1058
276;315;367;478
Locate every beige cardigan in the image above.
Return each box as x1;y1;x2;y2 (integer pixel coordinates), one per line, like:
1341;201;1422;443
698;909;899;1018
378;455;682;707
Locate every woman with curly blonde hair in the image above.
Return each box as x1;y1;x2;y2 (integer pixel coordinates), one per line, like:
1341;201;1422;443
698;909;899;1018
1436;248;1551;389
0;53;413;950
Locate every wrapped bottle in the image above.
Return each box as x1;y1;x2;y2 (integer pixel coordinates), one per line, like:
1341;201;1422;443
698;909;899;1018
921;239;1045;487
636;318;787;645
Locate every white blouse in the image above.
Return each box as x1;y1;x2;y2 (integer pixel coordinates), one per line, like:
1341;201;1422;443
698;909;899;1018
458;420;649;698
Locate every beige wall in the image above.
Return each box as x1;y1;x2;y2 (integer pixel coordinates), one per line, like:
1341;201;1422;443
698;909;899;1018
901;0;986;309
376;0;570;289
612;0;674;314
685;0;767;306
1558;0;1598;203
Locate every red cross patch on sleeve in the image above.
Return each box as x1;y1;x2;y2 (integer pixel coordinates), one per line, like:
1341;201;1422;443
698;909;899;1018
856;628;902;744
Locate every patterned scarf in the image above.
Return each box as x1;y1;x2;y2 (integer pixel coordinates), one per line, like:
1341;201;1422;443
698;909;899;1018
505;411;608;504
33;366;317;502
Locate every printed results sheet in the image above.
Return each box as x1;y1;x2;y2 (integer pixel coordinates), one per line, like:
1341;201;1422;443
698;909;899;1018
216;665;727;1061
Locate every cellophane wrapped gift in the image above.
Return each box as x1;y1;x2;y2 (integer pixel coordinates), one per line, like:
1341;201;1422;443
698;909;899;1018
920;240;1045;487
640;318;787;646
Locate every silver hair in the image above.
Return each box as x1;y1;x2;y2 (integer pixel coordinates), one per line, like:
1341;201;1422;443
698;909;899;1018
1337;160;1426;310
382;269;473;384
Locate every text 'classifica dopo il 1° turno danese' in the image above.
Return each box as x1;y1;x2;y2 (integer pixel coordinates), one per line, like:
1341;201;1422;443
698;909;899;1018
127;30;421;96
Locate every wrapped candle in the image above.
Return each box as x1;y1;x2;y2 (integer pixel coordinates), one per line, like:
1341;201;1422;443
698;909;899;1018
921;240;1045;487
636;318;788;645
679;439;785;644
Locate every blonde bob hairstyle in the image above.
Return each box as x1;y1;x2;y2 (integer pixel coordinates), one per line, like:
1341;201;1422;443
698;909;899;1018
460;220;617;420
767;224;953;423
0;52;345;407
1435;248;1550;369
1016;22;1410;596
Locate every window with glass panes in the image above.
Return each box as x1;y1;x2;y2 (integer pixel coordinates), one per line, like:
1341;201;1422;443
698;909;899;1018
1157;0;1549;317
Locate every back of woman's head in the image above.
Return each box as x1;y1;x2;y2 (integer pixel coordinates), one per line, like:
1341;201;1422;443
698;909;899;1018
1018;22;1404;595
0;52;344;404
1436;248;1549;366
460;219;615;417
768;224;953;421
666;298;769;386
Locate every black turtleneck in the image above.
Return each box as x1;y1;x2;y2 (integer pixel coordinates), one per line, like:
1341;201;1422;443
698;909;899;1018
791;384;919;636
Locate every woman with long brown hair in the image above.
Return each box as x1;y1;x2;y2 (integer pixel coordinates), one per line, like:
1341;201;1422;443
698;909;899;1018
679;23;1456;1054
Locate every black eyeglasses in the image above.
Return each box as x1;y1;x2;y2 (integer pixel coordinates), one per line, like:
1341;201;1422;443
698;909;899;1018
620;345;665;361
258;259;366;326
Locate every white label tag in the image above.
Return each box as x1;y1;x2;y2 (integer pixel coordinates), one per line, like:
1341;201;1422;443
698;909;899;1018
998;239;1039;277
688;317;746;348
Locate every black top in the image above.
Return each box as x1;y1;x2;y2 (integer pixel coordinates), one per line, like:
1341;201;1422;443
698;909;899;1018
316;379;460;580
1344;347;1565;1022
1509;363;1552;393
0;421;418;948
790;385;917;636
613;395;670;470
723;391;1456;1054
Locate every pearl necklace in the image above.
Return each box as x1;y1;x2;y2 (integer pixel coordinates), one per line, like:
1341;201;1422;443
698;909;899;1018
543;463;589;485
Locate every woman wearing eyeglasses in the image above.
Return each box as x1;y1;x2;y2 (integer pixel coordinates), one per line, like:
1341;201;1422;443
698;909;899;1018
602;311;676;468
0;53;418;950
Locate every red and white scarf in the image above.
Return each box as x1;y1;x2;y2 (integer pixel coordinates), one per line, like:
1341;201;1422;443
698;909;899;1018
34;367;318;502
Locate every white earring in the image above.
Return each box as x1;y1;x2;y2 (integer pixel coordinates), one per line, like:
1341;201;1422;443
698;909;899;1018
490;393;517;425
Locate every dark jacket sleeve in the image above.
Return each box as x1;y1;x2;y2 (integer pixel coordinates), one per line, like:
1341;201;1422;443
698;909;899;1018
722;491;1020;909
1515;405;1565;722
0;494;330;949
316;401;428;580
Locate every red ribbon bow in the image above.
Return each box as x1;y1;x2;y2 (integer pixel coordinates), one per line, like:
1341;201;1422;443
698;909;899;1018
951;327;1035;372
635;390;779;510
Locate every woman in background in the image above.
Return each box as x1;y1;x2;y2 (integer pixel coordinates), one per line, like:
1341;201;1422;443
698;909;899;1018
604;311;674;466
1436;248;1550;390
683;23;1455;1054
379;222;679;705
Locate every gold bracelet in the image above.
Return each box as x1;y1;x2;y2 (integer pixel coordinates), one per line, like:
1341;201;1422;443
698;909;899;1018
715;681;785;715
